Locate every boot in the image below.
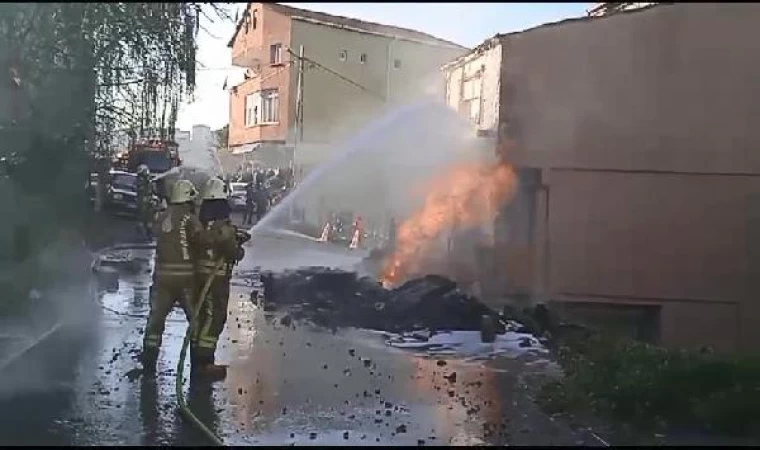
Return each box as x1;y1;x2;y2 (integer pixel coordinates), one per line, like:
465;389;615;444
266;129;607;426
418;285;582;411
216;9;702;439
191;363;228;382
190;349;228;382
140;348;158;374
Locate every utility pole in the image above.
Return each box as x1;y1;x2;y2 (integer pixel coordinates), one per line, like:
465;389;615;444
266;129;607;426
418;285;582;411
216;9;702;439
289;45;305;222
293;45;305;184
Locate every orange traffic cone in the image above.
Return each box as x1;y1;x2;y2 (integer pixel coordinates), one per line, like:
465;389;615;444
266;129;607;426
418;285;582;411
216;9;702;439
318;222;330;242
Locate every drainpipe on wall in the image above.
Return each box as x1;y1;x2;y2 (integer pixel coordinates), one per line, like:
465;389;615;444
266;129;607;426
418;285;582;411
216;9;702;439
536;182;551;307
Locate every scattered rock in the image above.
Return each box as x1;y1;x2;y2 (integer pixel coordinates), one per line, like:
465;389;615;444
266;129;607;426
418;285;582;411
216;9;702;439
443;372;457;384
343;431;349;440
309;432;317;440
396;424;407;434
436;360;447;367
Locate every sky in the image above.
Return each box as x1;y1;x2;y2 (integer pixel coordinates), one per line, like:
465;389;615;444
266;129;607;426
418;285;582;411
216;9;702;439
176;2;592;132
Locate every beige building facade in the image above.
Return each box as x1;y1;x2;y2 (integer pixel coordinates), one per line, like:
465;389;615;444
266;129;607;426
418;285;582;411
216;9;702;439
442;3;760;352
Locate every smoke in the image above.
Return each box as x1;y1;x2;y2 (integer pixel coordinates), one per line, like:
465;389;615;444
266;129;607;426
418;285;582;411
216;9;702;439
0;230;99;399
264;99;498;239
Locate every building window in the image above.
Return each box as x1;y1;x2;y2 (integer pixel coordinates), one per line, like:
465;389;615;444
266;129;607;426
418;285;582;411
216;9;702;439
261;89;279;123
252;9;258;29
393;59;401;69
360;53;367;64
339;50;347;62
270;43;283;65
461;76;483;126
245;89;279;126
245;93;259;128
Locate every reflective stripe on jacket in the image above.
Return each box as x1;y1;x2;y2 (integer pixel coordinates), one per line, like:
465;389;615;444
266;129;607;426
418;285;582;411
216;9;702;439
196;259;230;277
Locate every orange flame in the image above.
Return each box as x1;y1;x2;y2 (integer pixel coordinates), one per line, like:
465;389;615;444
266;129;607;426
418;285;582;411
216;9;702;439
382;161;518;286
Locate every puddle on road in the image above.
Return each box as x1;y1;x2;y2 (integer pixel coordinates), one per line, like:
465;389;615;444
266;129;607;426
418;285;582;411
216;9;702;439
84;243;579;447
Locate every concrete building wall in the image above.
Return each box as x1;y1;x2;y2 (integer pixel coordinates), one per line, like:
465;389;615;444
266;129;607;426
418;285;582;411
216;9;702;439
290;19;465;156
497;3;760;174
442;3;760;351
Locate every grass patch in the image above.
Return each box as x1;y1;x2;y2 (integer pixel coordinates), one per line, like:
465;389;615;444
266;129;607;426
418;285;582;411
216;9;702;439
537;331;760;435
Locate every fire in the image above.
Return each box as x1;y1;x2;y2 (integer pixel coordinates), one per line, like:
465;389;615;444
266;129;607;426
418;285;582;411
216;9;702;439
382;161;518;286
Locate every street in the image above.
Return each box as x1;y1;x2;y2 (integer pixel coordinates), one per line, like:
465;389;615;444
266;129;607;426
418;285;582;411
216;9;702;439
0;220;603;446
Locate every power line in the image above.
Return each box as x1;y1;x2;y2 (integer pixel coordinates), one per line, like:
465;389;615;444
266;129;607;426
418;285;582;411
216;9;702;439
285;48;386;102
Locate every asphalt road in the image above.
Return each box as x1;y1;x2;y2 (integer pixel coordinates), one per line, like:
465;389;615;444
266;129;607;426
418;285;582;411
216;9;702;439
0;228;605;446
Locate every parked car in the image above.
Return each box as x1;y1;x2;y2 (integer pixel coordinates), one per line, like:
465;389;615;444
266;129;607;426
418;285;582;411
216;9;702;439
104;170;159;217
104;170;138;215
229;182;248;212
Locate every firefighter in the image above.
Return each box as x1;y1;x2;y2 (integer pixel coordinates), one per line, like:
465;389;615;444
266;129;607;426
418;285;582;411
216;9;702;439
141;179;201;374
192;177;245;381
136;164;155;240
243;179;256;226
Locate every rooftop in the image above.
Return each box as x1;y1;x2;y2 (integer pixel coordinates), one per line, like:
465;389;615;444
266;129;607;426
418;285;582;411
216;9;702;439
442;2;668;70
228;2;467;50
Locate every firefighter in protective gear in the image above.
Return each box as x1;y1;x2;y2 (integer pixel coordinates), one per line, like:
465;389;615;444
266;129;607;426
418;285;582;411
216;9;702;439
136;165;155;240
141;179;201;374
192;177;245;381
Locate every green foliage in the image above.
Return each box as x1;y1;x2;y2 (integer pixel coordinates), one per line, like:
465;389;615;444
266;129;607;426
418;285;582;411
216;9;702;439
0;3;233;311
538;332;760;434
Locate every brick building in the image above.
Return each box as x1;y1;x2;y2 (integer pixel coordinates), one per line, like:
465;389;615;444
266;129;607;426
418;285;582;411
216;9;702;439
442;3;760;352
227;2;466;174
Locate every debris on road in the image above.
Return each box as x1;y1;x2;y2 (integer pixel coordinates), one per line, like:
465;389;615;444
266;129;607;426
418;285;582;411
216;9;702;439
257;267;505;335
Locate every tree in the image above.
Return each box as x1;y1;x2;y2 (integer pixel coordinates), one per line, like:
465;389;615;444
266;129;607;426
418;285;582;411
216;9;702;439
0;2;233;261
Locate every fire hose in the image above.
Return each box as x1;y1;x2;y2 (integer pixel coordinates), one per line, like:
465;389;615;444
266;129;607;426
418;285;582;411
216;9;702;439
175;257;226;447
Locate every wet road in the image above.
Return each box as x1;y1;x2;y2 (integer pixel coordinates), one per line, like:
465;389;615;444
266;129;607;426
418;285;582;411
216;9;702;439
0;232;604;446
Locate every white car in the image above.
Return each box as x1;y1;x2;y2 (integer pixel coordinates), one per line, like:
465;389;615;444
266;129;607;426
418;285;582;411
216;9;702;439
229;182;248;211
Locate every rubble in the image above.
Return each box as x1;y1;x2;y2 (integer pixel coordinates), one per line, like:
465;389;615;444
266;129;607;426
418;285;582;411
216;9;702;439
256;267;505;335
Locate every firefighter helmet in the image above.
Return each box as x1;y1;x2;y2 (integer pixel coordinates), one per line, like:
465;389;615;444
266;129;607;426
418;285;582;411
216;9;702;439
170;179;197;204
202;177;230;200
137;164;150;176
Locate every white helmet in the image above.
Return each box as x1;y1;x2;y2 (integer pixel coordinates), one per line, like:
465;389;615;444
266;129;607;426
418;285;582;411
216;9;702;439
202;177;230;201
137;164;150;175
170;179;197;204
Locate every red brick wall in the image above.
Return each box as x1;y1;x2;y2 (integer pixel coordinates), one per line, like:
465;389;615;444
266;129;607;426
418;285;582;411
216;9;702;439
229;3;293;147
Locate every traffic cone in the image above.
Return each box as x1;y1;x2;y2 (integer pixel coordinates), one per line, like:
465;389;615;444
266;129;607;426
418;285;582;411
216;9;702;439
349;228;360;249
318;222;330;242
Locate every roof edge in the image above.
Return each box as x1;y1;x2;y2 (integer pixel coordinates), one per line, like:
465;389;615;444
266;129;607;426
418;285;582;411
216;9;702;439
290;15;467;50
441;3;670;70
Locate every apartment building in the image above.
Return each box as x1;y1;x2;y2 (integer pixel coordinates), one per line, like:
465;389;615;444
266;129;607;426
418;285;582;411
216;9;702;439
442;3;760;352
227;2;467;175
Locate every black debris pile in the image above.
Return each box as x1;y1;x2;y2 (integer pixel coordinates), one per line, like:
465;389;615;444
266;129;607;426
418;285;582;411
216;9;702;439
256;267;505;334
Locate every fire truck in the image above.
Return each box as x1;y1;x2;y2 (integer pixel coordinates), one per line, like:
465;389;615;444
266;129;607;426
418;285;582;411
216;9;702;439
113;138;181;174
